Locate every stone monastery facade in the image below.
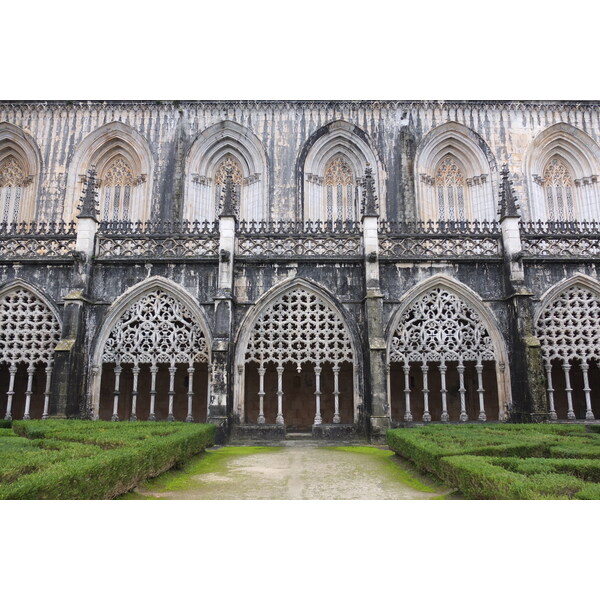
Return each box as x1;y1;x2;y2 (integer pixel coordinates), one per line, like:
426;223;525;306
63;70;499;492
1;100;600;441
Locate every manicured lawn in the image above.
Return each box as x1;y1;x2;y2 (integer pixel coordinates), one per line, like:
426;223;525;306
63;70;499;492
0;420;215;500
387;424;600;499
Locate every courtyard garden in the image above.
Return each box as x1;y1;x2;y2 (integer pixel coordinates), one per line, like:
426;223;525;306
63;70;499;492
0;419;215;499
387;423;600;499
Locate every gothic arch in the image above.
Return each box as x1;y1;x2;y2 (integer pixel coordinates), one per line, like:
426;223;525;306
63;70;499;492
415;122;498;222
524;123;600;221
63;122;154;222
298;120;386;221
535;274;600;420
233;277;364;425
184;120;269;222
0;279;62;420
386;275;511;422
0;123;43;222
89;277;212;420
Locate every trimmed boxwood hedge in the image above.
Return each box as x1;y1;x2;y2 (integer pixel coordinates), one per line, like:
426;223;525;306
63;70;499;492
0;420;215;499
0;419;11;429
387;424;600;499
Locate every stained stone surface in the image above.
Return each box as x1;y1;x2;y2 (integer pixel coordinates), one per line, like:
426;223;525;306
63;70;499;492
126;445;452;500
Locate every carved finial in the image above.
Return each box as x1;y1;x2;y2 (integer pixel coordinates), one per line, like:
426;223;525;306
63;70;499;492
498;164;520;220
220;157;238;218
361;163;379;217
78;166;99;220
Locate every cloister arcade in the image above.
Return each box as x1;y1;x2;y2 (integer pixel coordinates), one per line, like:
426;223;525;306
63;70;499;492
0;282;60;420
387;279;510;424
1;101;600;434
234;281;359;429
90;279;211;422
536;275;600;421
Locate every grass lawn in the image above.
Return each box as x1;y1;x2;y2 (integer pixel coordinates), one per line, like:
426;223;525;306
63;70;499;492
0;420;215;500
387;424;600;499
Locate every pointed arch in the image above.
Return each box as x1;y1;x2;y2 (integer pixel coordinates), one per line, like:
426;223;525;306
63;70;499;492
89;277;212;420
63;122;154;222
184;120;269;222
535;274;600;420
524;123;600;221
0;123;42;223
386;275;511;422
0;279;62;420
298;120;386;222
415;122;498;222
233;277;364;425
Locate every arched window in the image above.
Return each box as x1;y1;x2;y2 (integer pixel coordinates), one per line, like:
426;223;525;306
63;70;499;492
323;155;357;222
185;121;268;223
99;156;137;221
301;120;383;223
415;123;496;223
435;155;467;221
63;122;153;223
0;156;28;223
542;157;575;221
213;155;243;218
525;123;600;222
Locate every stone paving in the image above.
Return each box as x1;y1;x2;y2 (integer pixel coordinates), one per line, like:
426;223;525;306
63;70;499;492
126;445;452;500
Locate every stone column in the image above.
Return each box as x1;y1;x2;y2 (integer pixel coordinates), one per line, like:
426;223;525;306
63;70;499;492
361;166;390;440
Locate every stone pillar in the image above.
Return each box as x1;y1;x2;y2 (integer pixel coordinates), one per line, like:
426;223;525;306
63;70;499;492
208;166;237;439
499;166;547;421
361;165;390;440
49;169;99;419
49;290;89;418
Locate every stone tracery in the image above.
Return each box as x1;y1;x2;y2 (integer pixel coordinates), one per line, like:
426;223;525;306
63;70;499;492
0;287;61;420
245;286;354;425
101;289;209;421
390;287;497;422
536;284;600;420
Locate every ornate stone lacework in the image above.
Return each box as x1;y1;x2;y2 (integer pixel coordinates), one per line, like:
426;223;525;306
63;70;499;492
102;157;135;187
102;290;208;366
99;157;137;221
214;156;244;186
324;157;354;186
237;235;361;257
0;288;60;366
536;284;598;420
245;288;353;370
536;285;600;365
323;156;355;221
435;156;466;221
390;288;495;364
0;157;26;187
542;157;575;221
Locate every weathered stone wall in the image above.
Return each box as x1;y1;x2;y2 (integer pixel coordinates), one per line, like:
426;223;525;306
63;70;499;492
3;100;600;222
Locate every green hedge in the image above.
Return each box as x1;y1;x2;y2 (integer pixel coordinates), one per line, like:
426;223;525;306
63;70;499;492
0;419;11;429
387;424;600;499
0;420;216;499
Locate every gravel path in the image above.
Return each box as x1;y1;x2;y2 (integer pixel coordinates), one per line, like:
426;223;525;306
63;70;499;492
127;446;451;500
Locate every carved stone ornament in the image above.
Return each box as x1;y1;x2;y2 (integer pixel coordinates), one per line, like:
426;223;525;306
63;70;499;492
536;285;600;365
390;287;496;364
102;290;208;366
245;287;354;371
0;288;61;367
